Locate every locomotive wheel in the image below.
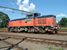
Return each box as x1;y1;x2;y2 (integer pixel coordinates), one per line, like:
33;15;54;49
17;28;21;32
14;27;19;32
10;28;14;32
25;28;28;32
30;28;35;32
27;28;34;32
27;29;30;32
53;30;58;34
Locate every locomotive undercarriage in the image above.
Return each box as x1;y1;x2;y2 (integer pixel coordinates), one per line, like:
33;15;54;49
8;26;57;34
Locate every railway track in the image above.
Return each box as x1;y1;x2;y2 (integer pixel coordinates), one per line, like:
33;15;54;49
0;32;67;48
0;30;67;36
0;37;67;50
0;37;27;50
6;32;67;37
0;28;67;35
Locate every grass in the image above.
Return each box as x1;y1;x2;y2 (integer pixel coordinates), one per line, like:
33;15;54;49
59;27;67;32
0;28;8;31
49;47;64;50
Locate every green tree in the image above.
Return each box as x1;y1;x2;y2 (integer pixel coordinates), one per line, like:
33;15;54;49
58;17;67;27
0;12;10;28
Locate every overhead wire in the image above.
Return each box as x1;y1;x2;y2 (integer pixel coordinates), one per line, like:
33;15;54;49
0;5;30;13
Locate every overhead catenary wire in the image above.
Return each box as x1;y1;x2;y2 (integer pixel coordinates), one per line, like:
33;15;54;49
0;5;32;13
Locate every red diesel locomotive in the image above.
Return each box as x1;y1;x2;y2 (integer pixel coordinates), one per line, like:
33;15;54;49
8;13;58;34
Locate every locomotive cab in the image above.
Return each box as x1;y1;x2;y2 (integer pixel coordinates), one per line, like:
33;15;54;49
26;13;41;18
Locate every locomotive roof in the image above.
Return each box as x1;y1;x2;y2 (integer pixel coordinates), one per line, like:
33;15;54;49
10;15;56;22
41;15;56;18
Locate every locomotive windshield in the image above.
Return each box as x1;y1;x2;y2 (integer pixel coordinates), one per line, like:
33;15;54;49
34;13;41;17
26;13;41;18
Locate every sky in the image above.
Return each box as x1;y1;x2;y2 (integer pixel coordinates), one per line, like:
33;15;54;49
0;0;67;22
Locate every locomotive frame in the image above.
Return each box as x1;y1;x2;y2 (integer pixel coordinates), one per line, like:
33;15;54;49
8;13;58;34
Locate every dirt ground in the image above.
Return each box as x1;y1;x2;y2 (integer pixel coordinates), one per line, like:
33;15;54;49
0;38;67;50
0;32;67;41
0;32;67;50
